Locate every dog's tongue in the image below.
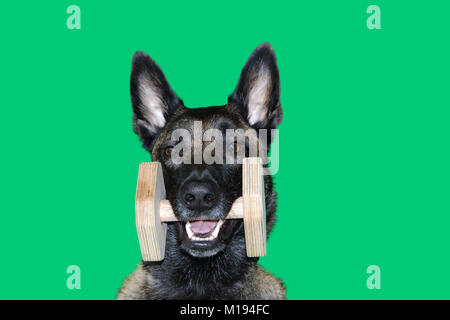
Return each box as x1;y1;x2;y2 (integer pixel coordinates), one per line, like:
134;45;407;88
190;220;217;234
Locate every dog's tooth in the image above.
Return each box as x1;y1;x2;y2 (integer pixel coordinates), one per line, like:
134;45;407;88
190;235;215;241
186;222;194;239
211;219;223;239
188;221;223;241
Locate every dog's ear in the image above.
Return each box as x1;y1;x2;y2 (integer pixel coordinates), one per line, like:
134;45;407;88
130;51;183;152
228;43;282;131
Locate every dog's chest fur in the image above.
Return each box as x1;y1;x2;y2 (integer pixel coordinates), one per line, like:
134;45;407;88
117;263;285;300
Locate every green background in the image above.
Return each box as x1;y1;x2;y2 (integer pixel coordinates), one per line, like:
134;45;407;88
0;1;449;299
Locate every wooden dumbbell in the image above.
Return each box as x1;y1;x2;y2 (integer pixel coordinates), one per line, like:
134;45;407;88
135;157;266;261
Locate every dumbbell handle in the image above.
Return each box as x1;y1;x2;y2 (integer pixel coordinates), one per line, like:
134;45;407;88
159;197;244;222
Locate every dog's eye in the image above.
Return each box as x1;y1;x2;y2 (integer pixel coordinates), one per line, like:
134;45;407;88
230;141;240;153
234;142;240;153
164;147;173;157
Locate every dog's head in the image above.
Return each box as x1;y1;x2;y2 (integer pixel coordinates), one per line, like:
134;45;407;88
130;43;282;259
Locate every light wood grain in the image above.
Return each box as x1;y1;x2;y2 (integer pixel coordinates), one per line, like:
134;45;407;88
135;162;167;261
242;157;266;257
158;197;244;222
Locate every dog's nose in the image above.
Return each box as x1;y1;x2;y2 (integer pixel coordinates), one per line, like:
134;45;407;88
182;182;217;211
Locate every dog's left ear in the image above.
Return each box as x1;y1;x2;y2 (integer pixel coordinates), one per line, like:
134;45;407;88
228;43;282;131
130;51;183;152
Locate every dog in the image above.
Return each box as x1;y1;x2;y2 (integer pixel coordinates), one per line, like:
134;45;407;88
117;43;285;299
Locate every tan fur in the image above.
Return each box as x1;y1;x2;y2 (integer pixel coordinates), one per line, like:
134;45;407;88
117;264;154;300
242;264;286;300
117;263;286;300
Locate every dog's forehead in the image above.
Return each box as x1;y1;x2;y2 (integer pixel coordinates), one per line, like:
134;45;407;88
168;106;247;133
151;105;255;159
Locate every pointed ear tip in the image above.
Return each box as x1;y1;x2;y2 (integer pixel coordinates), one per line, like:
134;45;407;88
256;42;275;54
258;42;273;49
132;51;151;63
250;43;277;65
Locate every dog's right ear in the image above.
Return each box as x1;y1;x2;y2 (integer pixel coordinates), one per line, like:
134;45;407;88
228;43;282;132
130;51;183;152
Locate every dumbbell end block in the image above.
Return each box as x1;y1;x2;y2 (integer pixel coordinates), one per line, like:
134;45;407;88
243;158;267;257
135;162;167;261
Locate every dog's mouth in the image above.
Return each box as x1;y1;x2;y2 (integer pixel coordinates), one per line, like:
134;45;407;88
186;219;224;241
176;218;240;258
